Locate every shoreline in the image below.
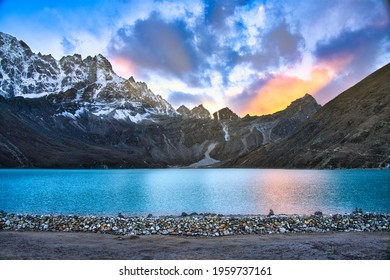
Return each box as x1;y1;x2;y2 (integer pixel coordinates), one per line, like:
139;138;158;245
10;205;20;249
1;211;389;237
0;231;389;260
1;212;389;260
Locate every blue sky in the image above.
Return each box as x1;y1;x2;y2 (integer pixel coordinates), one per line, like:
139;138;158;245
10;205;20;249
1;0;389;115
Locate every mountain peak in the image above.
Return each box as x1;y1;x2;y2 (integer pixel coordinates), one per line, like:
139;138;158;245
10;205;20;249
191;104;211;119
177;105;191;117
0;32;175;120
228;62;390;168
213;107;239;121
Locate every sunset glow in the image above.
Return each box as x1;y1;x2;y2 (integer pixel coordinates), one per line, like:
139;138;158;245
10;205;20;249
0;0;388;115
109;56;137;80
245;55;355;115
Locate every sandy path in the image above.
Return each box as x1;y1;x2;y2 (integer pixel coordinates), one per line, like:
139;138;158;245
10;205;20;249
0;231;389;260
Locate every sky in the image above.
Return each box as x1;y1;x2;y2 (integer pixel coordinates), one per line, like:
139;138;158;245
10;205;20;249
0;0;389;116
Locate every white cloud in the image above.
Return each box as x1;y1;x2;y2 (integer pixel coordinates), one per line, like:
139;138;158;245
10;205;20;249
281;52;314;80
235;4;266;47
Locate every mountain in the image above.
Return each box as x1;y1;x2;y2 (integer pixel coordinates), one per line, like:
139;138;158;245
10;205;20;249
0;32;175;121
213;107;239;121
176;104;212;119
190;104;212;119
176;105;191;117
0;32;322;168
227;62;390;168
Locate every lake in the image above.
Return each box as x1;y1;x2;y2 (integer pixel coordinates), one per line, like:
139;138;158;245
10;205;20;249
0;169;389;216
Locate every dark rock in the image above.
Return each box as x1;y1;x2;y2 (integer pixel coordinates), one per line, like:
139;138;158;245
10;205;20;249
213;107;239;121
177;105;191;117
190;104;211;119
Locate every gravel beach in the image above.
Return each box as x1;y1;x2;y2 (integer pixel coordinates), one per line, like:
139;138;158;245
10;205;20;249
1;211;389;259
1;212;389;236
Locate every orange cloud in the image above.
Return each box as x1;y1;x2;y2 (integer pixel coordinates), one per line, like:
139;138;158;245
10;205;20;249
244;55;353;116
110;56;137;79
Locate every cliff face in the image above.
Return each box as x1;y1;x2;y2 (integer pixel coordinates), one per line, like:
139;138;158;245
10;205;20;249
228;63;390;169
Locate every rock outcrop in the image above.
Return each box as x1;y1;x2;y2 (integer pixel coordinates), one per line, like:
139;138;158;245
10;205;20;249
213;107;239;121
190;104;212;119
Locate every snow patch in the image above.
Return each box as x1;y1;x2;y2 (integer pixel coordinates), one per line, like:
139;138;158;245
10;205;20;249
92;107;114;116
55;111;76;120
21;92;50;98
113;109;150;123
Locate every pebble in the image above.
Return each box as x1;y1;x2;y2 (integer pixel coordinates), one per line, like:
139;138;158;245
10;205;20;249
0;212;388;237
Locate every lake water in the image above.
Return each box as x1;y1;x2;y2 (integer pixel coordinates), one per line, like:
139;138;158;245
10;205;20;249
0;169;389;216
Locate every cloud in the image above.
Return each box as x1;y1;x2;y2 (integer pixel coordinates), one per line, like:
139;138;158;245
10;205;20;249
313;22;390;103
109;12;201;85
2;0;389;117
228;74;271;115
315;25;389;62
239;21;305;72
61;36;77;54
204;0;239;30
242;55;354;116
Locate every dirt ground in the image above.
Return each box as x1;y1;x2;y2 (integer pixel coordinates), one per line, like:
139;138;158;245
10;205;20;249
0;231;389;260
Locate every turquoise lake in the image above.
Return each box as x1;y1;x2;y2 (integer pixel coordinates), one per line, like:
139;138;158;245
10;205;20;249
0;169;389;215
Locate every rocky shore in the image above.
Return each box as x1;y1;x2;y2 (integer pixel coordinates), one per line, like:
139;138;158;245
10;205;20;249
1;211;389;237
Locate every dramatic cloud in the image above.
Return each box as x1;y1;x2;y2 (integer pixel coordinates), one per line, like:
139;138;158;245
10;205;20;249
239;21;304;71
314;23;390;103
109;12;201;86
1;0;389;116
243;58;352;115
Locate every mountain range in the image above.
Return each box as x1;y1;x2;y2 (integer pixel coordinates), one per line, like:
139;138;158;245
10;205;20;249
0;32;388;168
226;62;390;169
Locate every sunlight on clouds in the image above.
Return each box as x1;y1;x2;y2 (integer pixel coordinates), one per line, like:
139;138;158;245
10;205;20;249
245;55;354;116
227;63;257;97
110;56;137;79
281;53;314;80
2;0;387;118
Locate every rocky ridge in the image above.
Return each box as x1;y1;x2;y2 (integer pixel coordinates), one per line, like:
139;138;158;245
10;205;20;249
0;32;175;122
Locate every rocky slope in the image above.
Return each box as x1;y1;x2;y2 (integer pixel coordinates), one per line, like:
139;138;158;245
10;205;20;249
227;62;390;168
0;32;322;168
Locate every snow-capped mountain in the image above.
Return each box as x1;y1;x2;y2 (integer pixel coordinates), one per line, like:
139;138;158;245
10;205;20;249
0;32;323;168
0;32;174;122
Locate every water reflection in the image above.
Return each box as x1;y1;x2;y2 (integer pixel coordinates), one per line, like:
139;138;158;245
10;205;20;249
0;169;389;215
252;170;332;214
